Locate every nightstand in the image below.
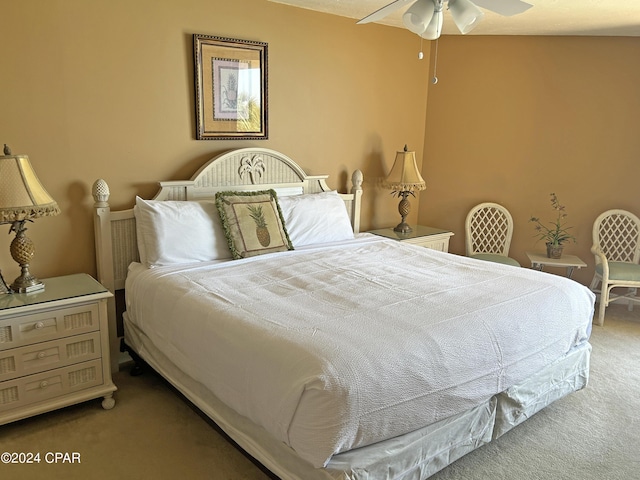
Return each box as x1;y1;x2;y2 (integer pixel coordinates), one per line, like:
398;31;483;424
0;273;116;425
369;225;454;252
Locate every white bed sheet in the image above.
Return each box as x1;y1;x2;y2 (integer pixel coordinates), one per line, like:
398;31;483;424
123;316;590;480
125;235;594;468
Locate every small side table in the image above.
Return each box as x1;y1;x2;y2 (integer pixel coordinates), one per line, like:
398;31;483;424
0;274;116;425
369;225;454;252
526;251;587;279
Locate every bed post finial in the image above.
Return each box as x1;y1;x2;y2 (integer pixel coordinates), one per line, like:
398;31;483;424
351;170;363;234
351;170;363;193
92;179;110;207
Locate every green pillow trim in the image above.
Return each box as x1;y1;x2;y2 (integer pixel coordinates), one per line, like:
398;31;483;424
215;189;293;260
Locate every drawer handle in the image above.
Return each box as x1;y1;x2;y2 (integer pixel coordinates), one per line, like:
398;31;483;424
40;381;48;389
37;351;47;359
34;321;45;330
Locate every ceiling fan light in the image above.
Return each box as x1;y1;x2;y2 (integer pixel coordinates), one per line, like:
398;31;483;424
402;0;435;35
420;9;443;40
449;0;484;34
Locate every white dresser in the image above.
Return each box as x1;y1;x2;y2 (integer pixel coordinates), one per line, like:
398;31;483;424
369;225;454;252
0;274;116;425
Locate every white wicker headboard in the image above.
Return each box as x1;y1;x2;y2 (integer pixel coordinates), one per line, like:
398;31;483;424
92;147;363;295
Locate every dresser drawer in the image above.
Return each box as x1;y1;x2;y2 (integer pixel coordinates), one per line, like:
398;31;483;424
0;303;100;351
0;331;102;382
403;235;451;252
0;359;104;413
368;226;453;253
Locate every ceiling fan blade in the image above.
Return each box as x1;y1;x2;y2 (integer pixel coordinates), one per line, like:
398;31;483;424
357;0;416;24
471;0;533;16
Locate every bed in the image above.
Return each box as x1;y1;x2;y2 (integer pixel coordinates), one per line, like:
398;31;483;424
92;147;595;480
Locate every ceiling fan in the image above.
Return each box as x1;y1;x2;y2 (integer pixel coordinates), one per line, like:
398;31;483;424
357;0;533;40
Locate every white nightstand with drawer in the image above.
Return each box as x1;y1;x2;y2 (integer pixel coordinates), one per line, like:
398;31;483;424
369;225;454;252
0;273;116;425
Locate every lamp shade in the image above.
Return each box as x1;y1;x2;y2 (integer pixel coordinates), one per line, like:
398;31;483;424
0;151;60;223
384;147;426;192
449;0;484;34
421;8;444;40
402;0;435;35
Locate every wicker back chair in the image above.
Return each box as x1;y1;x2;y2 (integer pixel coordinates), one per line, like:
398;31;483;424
590;209;640;325
465;202;520;267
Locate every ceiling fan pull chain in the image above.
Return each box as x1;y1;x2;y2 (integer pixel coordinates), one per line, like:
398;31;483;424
418;36;424;59
432;38;439;84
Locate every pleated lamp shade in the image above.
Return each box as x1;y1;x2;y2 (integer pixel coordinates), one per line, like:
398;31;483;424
384;146;426;193
0;152;60;222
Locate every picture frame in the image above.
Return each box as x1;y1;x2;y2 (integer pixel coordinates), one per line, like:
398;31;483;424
194;34;268;140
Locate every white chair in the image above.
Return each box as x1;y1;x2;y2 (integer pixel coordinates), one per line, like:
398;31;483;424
590;209;640;326
465;202;521;267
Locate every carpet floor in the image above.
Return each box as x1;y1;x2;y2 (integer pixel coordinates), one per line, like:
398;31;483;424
1;304;638;480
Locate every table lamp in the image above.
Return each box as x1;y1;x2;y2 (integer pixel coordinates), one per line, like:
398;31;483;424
383;145;426;234
0;145;60;292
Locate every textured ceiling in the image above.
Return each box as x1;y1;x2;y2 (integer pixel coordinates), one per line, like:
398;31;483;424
268;0;640;36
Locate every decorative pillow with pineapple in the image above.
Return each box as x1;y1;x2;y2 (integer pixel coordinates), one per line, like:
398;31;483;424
215;190;293;259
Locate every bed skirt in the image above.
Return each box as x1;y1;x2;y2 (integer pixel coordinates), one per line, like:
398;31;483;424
123;315;591;480
493;342;591;438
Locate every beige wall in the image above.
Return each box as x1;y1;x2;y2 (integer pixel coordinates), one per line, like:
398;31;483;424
419;35;640;285
1;0;429;284
2;1;640;290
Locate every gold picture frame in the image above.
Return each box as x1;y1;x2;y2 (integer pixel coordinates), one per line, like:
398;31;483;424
194;34;268;140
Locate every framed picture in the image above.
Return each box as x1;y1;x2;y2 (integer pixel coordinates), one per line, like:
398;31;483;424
194;34;268;140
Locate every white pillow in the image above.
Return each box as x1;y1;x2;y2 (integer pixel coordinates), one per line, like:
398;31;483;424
277;191;354;247
134;197;230;267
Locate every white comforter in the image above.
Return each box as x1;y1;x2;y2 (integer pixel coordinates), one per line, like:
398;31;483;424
125;236;594;467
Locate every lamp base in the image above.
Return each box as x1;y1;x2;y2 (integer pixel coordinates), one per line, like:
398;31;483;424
10;270;44;293
393;191;413;234
393;222;413;234
8;220;45;293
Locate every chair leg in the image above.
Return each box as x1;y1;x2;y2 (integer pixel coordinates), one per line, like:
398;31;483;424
597;299;606;326
596;283;610;327
628;288;637;312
